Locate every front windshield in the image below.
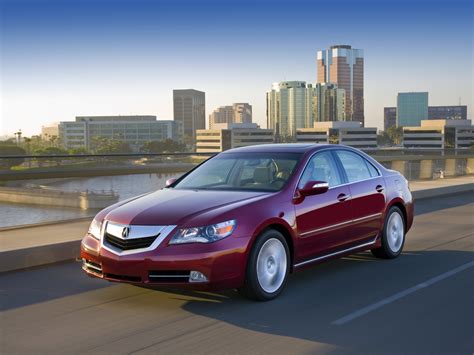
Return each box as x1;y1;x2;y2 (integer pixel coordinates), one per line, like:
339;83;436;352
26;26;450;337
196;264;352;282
173;152;302;192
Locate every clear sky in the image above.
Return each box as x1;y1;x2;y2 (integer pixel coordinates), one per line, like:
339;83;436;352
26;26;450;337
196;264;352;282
1;0;472;136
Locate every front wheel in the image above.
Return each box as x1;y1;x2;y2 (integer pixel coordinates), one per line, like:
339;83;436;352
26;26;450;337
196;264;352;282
371;206;406;259
239;229;289;301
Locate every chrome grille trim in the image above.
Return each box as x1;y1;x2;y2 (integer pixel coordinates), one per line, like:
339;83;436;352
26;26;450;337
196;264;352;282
101;221;177;256
82;259;103;274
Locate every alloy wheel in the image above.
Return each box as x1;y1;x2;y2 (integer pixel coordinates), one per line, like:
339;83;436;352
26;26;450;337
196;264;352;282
256;238;287;293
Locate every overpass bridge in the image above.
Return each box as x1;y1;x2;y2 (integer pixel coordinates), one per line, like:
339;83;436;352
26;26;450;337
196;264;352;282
0;185;473;353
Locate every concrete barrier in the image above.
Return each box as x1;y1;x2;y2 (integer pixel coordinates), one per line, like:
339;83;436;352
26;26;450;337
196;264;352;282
0;186;118;210
0;241;80;273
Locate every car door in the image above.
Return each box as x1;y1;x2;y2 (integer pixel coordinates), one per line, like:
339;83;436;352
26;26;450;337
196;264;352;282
294;151;353;263
334;150;386;244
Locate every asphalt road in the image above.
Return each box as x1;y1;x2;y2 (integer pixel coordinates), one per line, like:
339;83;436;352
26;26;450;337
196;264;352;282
1;192;473;354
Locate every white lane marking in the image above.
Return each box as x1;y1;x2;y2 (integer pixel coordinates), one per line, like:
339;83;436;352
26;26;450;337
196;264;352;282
332;261;474;326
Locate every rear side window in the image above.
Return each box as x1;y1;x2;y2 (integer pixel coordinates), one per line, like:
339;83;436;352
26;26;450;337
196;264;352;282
335;150;373;183
365;160;380;177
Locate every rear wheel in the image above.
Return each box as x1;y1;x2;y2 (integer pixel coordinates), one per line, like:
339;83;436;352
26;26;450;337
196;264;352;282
371;206;405;259
239;229;289;301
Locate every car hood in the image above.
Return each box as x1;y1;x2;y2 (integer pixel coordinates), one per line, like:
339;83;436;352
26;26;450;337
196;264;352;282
103;188;268;226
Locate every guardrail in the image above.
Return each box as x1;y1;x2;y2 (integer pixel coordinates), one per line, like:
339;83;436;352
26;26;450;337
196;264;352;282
0;149;473;181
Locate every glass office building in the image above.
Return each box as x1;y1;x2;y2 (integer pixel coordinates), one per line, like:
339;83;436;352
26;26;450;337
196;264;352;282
59;116;183;151
396;92;428;127
266;81;314;138
317;45;364;125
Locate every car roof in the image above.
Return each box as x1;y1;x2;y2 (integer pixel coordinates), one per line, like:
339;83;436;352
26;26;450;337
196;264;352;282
223;143;335;154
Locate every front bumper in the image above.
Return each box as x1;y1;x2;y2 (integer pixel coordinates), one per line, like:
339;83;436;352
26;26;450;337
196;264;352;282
80;233;249;290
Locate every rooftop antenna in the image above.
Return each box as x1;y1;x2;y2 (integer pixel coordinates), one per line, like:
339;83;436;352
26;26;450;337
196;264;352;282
458;97;461;106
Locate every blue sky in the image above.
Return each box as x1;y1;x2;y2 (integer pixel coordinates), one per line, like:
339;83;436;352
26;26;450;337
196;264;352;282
1;0;472;135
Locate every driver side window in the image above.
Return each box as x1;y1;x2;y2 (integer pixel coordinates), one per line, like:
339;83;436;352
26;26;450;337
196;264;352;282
298;151;342;189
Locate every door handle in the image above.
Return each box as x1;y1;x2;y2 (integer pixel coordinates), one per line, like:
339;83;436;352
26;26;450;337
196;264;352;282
376;185;384;192
337;193;349;202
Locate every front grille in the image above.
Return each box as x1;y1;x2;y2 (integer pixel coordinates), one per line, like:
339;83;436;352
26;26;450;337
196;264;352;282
148;270;191;283
104;232;159;251
105;273;142;282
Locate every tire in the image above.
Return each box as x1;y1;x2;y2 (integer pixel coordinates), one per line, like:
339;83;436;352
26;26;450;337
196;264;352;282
371;206;406;259
239;229;290;301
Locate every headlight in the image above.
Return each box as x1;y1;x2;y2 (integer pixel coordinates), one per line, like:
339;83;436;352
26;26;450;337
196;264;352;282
88;218;102;240
169;220;236;244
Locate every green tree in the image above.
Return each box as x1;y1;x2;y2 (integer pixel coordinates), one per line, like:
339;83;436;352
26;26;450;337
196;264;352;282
91;137;132;154
41;146;68;155
329;134;339;144
140;139;187;153
68;147;89;155
386;126;403;145
377;131;392;146
0;145;26;169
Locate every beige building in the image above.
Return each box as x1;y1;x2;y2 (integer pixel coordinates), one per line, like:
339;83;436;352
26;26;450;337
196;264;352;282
196;123;274;153
403;119;473;149
296;121;377;149
209;103;252;129
41;124;59;141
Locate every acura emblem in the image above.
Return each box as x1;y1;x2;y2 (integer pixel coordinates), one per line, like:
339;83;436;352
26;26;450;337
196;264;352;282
122;227;130;238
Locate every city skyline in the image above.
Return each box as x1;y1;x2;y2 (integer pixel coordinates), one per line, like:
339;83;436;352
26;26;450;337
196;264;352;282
1;0;473;136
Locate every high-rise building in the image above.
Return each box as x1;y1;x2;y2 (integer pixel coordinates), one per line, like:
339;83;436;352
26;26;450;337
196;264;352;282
384;107;397;131
428;105;468;120
396;92;428;127
317;45;364;125
233;103;252;124
59;116;183;151
313;83;345;122
173;89;205;142
266;81;314;138
209;103;252;129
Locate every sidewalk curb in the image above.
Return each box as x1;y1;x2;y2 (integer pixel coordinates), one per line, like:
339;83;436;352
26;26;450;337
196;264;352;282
1;241;80;273
1;183;473;273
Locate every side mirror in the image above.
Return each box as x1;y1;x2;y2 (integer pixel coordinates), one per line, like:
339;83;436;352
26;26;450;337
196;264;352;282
299;181;329;196
165;178;177;187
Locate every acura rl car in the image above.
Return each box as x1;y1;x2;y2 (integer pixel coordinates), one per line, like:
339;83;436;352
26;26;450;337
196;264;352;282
81;144;413;301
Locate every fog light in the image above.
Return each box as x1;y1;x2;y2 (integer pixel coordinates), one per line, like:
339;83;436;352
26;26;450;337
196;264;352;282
189;271;208;283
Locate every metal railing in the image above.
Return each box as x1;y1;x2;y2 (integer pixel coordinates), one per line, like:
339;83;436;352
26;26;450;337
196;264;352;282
0;149;473;181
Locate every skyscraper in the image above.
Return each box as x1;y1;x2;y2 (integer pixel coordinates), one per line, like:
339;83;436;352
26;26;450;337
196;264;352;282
173;89;205;142
209;103;252;129
397;92;428;127
266;81;314;139
233;103;252;124
317;45;364;125
313;83;345;122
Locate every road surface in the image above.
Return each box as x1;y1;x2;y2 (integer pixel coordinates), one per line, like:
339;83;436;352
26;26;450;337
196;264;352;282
1;192;473;354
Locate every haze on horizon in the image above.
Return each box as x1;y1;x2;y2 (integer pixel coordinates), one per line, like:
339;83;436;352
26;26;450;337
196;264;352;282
0;0;472;136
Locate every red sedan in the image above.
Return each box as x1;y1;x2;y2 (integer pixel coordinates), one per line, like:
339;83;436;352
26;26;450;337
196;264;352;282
81;144;413;300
